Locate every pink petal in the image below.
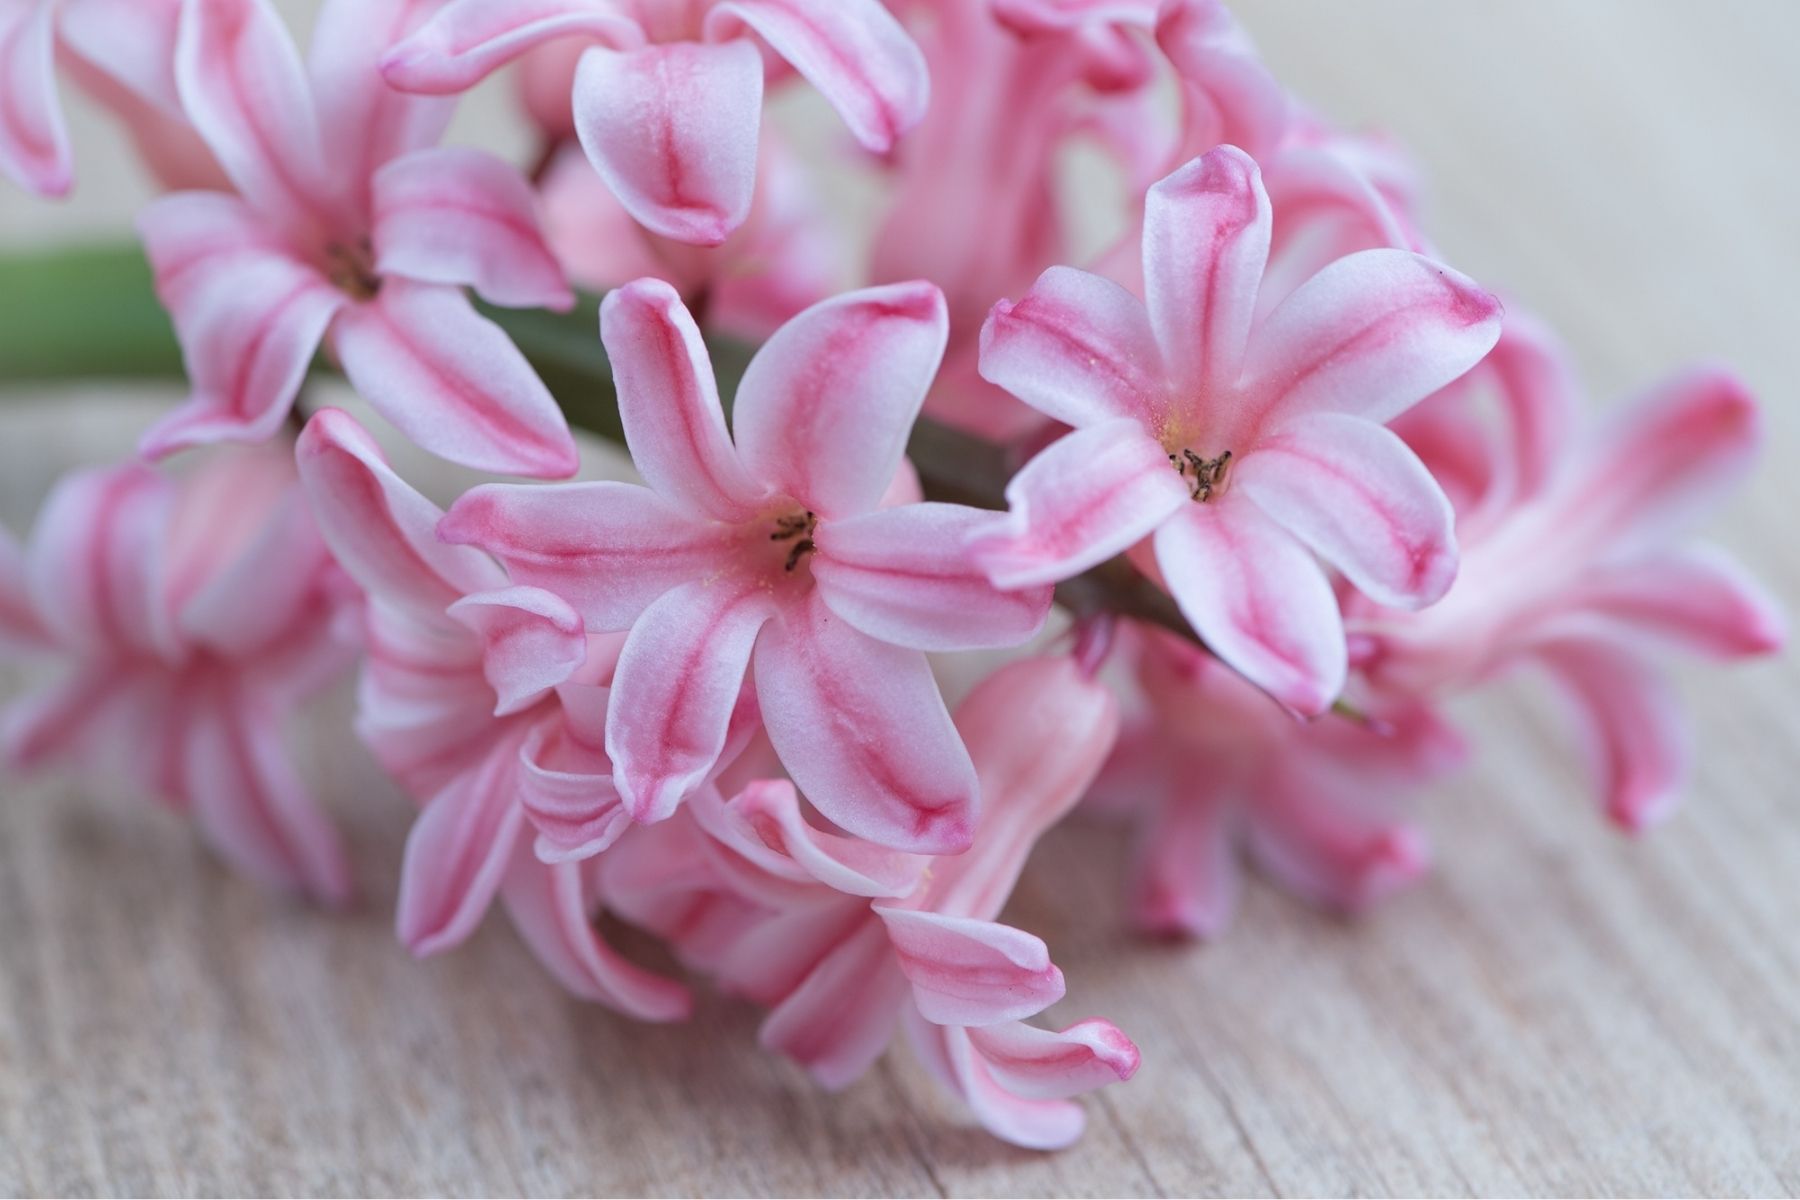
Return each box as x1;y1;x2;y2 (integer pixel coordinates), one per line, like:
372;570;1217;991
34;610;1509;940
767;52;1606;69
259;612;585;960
372;146;573;310
56;0;184;111
600;279;763;520
446;586;587;717
876;908;1064;1026
1129;765;1241;938
965;1018;1141;1100
699;779;927;898
174;0;333;227
2;667;130;771
1143;145;1271;398
606;576;774;824
1155;0;1290;158
307;0;453;187
968;419;1186;589
760;919;909;1089
0;0;71;196
0;524;48;651
184;689;353;906
978;265;1166;429
498;838;693;1021
331;280;579;478
136;193;343;459
24;464;178;659
812;503;1052;652
1248;767;1431;913
518;698;631;863
1153;494;1346;715
295;409;504;626
1570;545;1785;661
732;281;949;518
753;591;977;854
707;0;929;152
1536;637;1691;833
1236;411;1457;608
177;487;335;659
572;40;764;246
1564;366;1763;556
910;1016;1085;1151
438;481;733;631
1242;248;1502;429
396;735;527;956
381;0;637;95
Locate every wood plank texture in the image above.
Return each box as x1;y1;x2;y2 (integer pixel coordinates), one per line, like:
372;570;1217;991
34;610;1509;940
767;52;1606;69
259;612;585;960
2;3;1797;1195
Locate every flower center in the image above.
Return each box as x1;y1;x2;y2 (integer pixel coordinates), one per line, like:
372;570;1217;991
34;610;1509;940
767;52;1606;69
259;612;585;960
1170;448;1233;502
323;237;381;301
769;508;818;572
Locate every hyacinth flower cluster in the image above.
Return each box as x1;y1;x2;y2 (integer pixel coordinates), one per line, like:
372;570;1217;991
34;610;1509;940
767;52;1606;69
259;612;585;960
0;0;1783;1150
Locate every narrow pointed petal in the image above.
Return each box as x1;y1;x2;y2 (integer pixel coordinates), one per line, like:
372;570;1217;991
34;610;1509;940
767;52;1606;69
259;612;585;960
754;593;977;854
698;779;927;898
600;279;762;520
572;40;764;246
1536;638;1690;833
499;839;694;1021
813;503;1052;652
914;1018;1086;1150
1236;411;1457;608
1143;145;1271;397
175;0;333;225
439;482;732;631
708;0;929;152
1156;0;1290;157
1243;248;1502;428
0;0;71;196
55;0;183;110
1154;495;1346;715
185;691;353;905
733;282;949;518
332;280;579;478
1248;768;1431;913
518;701;631;863
446;587;587;717
1129;768;1241;938
1570;544;1785;661
396;739;527;956
965;1018;1141;1100
2;668;125;770
372;147;573;310
308;0;453;185
606;577;773;824
760;920;909;1090
178;487;334;658
381;0;635;95
0;525;48;650
876;908;1064;1026
24;464;175;658
968;419;1186;589
296;409;504;625
978;266;1165;429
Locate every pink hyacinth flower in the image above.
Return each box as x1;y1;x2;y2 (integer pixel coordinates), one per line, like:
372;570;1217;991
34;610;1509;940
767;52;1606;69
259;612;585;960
135;0;579;477
295;408;692;1020
971;144;1502;714
606;654;1139;1149
441;278;1053;853
1092;625;1462;938
380;0;929;247
0;446;355;903
1353;333;1785;832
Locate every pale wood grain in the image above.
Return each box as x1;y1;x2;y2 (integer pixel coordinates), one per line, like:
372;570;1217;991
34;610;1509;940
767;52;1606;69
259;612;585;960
3;3;1798;1195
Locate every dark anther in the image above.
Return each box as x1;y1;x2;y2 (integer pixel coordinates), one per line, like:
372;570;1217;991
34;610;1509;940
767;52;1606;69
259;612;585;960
1172;448;1233;501
771;510;818;570
324;237;381;301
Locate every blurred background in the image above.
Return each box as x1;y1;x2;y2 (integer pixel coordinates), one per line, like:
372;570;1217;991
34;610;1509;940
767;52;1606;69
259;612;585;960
2;3;1795;1194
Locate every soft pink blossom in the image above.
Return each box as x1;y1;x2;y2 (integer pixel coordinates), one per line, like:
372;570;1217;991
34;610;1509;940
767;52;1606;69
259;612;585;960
381;0;929;246
295;408;692;1019
0;445;355;902
605;654;1138;1149
441;277;1053;853
1352;325;1785;831
971;145;1501;714
135;0;578;477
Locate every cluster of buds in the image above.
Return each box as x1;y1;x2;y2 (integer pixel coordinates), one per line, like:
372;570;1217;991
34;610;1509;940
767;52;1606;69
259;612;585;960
0;0;1781;1148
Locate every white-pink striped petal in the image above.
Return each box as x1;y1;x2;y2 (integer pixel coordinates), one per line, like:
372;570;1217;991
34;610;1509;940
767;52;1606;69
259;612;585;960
699;779;927;899
381;0;637;95
396;734;528;956
372;146;573;310
0;0;70;196
517;695;631;864
330;280;578;479
876;908;1065;1026
307;0;453;188
446;587;587;717
23;464;176;659
1568;545;1785;661
759;920;909;1090
965;1018;1141;1100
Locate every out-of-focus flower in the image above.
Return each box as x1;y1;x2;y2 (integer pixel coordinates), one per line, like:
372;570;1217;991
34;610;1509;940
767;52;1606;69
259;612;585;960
136;0;578;477
971;145;1501;714
607;654;1138;1149
382;0;929;246
0;445;355;902
442;278;1053;853
1353;324;1785;831
1092;624;1462;937
295;408;691;1019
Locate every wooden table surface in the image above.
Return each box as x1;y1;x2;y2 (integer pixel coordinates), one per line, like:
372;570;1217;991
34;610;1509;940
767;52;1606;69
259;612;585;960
3;3;1798;1195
